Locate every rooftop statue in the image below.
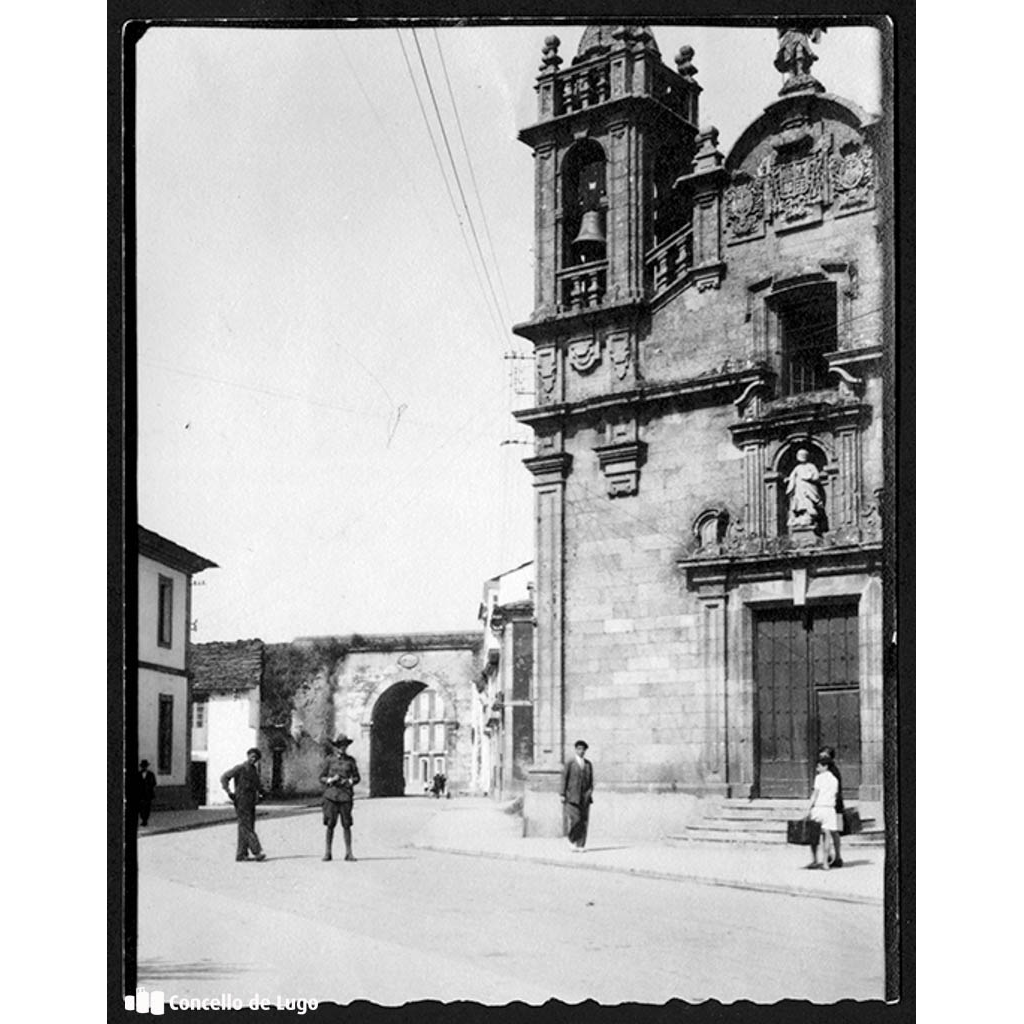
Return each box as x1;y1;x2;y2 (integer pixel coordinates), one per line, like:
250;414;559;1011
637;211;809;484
774;24;827;95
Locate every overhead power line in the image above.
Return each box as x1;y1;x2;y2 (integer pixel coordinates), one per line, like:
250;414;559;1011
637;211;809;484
410;28;508;349
395;28;508;352
431;27;515;326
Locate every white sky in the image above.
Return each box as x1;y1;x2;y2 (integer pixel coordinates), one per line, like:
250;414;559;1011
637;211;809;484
136;23;883;643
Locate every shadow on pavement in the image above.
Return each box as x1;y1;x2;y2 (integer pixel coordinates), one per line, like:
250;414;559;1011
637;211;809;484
255;854;322;861
345;855;416;862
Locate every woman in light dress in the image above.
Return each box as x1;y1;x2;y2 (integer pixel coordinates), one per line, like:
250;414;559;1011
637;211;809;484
807;754;841;869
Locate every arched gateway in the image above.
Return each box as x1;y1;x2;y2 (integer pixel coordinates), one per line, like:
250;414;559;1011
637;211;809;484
310;632;481;800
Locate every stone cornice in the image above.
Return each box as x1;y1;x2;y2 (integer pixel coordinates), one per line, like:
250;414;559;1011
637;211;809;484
518;94;695;149
512;297;646;344
826;345;884;370
294;632;483;653
523;451;573;481
729;398;871;445
679;541;882;590
514;367;766;428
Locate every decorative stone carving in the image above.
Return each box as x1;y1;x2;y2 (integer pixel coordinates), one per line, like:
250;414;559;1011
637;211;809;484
768;150;827;225
536;347;558;401
593;418;646;497
566;335;601;374
607;332;632;381
786;448;826;534
734;379;771;420
830;142;875;215
725;175;766;242
674;45;697;80
774;25;827;96
690;508;731;556
539;35;562;73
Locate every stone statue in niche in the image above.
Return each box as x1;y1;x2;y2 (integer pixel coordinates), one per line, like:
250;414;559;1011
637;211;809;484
786;449;825;531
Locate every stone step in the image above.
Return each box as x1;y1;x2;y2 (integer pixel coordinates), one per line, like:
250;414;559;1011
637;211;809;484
675;826;885;846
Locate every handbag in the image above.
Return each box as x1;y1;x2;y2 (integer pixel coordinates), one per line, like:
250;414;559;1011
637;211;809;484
841;808;862;835
787;818;821;845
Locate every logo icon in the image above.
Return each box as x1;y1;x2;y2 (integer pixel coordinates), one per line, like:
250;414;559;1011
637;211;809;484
125;987;164;1014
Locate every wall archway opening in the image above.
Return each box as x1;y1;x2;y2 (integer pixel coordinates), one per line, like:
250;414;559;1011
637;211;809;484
369;679;426;797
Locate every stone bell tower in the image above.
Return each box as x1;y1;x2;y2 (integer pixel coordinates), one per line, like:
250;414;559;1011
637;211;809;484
518;25;701;321
513;26;703;825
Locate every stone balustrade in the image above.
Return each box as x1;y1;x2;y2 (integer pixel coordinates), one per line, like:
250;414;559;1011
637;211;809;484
555;63;611;115
645;224;693;298
557;261;607;311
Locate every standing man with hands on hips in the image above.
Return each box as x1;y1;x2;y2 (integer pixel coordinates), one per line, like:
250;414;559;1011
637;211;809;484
221;747;268;862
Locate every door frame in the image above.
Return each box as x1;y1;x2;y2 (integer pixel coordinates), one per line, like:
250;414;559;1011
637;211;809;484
714;571;882;803
751;601;860;798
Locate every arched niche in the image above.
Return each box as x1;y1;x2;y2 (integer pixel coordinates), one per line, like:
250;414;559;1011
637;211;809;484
770;437;834;537
561;138;607;265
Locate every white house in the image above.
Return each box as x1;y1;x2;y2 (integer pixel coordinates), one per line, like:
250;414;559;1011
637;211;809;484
138;526;217;809
190;639;264;806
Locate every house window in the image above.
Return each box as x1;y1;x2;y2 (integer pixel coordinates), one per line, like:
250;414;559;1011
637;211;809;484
777;284;837;395
157;575;174;648
420;757;429;783
158;694;174;774
193;701;206;729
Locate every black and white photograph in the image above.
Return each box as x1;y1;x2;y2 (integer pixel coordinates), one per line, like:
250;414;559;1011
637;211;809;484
114;4;913;1016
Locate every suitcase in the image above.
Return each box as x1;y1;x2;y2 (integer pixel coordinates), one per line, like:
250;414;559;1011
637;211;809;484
787;818;821;845
841;808;862;835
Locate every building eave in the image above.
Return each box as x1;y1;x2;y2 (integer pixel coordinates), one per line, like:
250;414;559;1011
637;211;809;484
138;526;218;575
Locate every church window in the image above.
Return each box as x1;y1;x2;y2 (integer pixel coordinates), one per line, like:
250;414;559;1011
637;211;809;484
775;283;836;395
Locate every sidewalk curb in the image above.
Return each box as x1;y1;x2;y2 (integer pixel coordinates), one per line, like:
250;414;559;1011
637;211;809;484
410;842;882;906
139;805;320;837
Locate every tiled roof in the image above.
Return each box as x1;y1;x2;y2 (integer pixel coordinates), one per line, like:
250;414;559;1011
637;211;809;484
192;639;264;693
138;525;218;574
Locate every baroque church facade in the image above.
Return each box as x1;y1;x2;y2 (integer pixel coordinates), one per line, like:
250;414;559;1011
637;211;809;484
513;25;889;831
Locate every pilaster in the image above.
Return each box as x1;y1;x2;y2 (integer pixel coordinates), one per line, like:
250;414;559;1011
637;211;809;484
697;588;729;788
522;446;572;769
533;142;558;318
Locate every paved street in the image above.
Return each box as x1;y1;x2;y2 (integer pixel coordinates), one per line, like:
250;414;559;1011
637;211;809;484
138;797;884;1005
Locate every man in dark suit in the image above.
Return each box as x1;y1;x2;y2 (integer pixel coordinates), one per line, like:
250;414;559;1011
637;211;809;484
137;760;157;827
221;748;268;862
319;735;361;862
561;739;594;851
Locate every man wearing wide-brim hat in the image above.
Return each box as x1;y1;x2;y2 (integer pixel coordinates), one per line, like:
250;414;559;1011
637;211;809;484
319;735;361;862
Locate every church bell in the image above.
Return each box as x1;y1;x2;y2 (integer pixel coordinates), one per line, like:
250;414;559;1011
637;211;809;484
572;210;606;257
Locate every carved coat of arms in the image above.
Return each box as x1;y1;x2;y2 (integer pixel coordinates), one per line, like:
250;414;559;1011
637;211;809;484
725;178;765;240
566;336;601;374
769;151;825;222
